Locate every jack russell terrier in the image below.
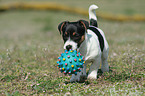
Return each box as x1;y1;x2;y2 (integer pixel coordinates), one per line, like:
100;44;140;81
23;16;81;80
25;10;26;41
58;4;109;82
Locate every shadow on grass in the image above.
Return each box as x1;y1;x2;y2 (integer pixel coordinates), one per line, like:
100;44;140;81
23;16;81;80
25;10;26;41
64;76;90;85
64;67;113;84
98;67;144;82
64;66;144;84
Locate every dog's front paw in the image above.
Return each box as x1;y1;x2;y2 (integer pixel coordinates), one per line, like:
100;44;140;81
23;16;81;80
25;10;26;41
70;76;76;83
87;70;97;80
70;74;80;82
70;73;87;83
87;75;97;80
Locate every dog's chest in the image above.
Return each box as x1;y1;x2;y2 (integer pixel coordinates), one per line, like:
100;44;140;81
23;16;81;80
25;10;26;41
79;31;101;62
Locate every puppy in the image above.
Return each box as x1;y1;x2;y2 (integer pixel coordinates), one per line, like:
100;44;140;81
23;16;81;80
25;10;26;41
58;4;109;82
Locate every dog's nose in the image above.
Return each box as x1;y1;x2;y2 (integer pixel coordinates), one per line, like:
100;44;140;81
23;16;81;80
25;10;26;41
66;45;72;51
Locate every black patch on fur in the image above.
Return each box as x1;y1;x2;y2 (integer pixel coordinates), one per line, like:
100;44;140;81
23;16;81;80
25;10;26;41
62;22;84;43
58;20;89;45
90;19;98;27
89;26;104;52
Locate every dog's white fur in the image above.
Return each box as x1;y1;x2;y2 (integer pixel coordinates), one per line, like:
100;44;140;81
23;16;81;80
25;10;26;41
65;5;109;82
64;37;78;50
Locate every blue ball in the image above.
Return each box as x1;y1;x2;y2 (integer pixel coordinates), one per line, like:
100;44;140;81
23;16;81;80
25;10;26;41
57;50;85;75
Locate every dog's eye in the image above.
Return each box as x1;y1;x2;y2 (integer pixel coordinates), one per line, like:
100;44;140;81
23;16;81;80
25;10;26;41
73;32;76;36
65;32;68;35
73;36;81;42
73;34;81;40
74;33;80;37
64;32;68;36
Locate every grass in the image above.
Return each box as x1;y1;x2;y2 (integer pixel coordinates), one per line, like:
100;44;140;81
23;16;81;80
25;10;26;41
0;0;145;95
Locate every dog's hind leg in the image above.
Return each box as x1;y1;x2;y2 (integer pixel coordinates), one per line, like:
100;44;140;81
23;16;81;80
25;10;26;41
101;47;109;72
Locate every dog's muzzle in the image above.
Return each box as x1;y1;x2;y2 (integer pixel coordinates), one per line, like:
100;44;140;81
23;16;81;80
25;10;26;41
66;45;72;51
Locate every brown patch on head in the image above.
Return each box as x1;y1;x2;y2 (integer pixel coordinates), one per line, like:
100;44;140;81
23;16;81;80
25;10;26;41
65;32;68;35
79;35;85;45
80;21;87;31
60;22;66;34
73;32;76;36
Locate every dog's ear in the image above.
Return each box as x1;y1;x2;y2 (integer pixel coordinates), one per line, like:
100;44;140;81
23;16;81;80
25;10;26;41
58;21;69;34
78;20;89;31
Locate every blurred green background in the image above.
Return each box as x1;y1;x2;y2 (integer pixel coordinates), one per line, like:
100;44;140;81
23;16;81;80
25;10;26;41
0;0;145;95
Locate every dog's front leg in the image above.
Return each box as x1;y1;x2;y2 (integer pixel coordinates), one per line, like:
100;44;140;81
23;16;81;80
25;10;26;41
87;56;101;79
78;63;87;82
70;64;87;82
70;71;82;82
70;74;78;82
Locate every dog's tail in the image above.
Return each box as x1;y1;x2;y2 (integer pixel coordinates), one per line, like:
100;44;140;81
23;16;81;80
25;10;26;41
89;4;98;27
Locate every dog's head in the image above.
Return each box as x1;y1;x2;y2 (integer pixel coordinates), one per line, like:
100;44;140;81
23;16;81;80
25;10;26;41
58;20;89;51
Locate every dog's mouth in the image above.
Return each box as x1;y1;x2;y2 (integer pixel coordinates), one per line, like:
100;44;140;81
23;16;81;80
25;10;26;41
65;45;80;53
66;45;72;50
64;44;77;51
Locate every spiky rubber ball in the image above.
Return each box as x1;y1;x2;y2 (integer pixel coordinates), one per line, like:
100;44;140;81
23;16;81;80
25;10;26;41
57;50;85;75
